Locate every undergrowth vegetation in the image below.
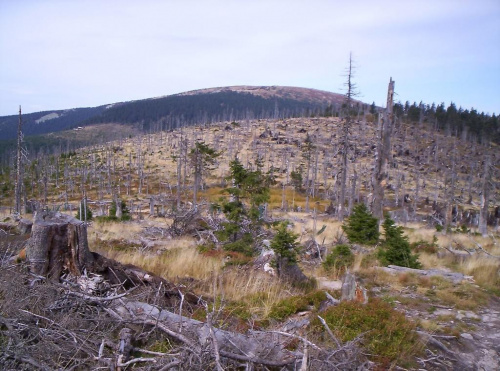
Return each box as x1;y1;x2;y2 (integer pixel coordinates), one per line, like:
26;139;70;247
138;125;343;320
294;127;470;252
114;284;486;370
309;299;421;366
323;244;354;277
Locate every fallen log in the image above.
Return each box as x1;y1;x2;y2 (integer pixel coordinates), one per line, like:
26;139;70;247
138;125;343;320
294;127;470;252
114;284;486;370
112;300;300;367
381;265;472;284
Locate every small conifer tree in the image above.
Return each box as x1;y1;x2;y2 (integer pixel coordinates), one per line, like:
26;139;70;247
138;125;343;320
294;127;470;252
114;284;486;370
109;200;131;221
342;203;379;245
270;222;300;277
215;157;274;256
378;215;421;268
323;244;354;273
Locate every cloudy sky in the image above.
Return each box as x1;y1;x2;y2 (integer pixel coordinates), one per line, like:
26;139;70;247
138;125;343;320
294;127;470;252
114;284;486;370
1;0;499;116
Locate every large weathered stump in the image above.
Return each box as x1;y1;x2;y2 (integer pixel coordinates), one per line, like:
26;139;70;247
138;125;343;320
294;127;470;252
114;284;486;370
26;211;94;279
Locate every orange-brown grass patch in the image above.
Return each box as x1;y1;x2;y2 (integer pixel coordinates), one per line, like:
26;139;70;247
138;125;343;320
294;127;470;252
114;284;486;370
88;221;142;242
199;186;226;203
267;188;330;211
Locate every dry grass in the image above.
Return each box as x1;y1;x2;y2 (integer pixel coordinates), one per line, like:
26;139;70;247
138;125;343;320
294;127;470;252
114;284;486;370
91;222;303;318
418;252;454;270
404;223;437;244
89;221;143;242
434;282;488;311
274;211;344;246
0;208;11;221
404;222;498;252
457;255;500;289
215;269;301;318
96;245;223;281
418;319;441;333
358;268;404;291
418;250;500;290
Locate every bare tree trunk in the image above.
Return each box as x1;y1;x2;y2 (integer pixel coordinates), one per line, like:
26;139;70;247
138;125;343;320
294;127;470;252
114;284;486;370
479;155;491;236
115;194;123;219
371;78;394;220
339;55;356;221
15;106;23;215
176;145;182;210
349;168;357;214
445;140;458;231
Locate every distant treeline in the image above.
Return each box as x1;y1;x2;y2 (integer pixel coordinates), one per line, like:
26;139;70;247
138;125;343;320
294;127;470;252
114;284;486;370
0;106;107;140
84;91;326;131
0;135;102;168
393;101;499;143
1;90;498;167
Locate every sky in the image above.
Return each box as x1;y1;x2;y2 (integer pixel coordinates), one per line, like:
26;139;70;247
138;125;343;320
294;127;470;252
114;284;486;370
1;0;499;116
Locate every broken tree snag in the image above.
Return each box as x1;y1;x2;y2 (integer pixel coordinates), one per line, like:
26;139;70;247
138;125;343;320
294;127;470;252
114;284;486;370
372;78;394;220
26;211;94;279
340;272;368;304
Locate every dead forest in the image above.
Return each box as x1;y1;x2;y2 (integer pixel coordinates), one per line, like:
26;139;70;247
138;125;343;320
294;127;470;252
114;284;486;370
1;82;500;370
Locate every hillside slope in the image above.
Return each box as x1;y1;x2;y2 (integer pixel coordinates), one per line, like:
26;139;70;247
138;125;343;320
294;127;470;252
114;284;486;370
0;86;353;141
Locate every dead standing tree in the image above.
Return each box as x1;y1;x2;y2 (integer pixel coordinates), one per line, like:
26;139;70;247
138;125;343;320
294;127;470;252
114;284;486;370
372;78;395;220
189;141;220;209
14;106;26;216
339;54;357;221
479;154;492;236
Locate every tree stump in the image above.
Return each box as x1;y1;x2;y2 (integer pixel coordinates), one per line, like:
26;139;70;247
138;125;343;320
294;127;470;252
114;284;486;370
341;272;368;304
26;211;94;280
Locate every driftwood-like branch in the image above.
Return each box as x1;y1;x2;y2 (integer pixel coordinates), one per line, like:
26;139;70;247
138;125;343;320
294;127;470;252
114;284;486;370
381;265;469;284
113;300;299;367
317;315;341;349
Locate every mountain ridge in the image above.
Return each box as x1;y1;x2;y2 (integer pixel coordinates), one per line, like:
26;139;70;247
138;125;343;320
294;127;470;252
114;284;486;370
0;86;352;141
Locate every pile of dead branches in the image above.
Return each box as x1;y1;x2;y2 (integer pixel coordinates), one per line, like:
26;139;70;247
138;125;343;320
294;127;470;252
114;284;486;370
0;211;370;370
0;261;370;370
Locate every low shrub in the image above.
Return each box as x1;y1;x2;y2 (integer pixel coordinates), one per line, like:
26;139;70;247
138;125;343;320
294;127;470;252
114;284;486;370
309;299;419;364
269;290;328;320
323;244;354;274
221;232;255;256
410;237;438;254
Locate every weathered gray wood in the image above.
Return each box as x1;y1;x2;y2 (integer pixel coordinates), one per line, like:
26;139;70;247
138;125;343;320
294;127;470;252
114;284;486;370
341;272;368;303
382;265;468;284
17;219;33;234
26;211;94;279
115;300;299;367
372;78;394;220
479;155;492;237
15;106;23;215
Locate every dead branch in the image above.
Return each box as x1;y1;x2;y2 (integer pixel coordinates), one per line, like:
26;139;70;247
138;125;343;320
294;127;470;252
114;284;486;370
317;315;341;348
